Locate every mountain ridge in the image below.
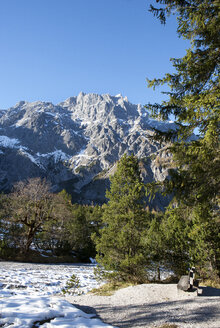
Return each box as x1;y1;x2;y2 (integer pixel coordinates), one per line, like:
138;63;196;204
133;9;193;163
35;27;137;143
0;92;174;209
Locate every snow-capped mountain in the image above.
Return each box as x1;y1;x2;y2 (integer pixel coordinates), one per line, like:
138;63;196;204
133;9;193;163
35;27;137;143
0;92;175;209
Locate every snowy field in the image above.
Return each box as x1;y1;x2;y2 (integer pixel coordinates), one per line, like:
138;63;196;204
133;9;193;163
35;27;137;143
0;261;115;328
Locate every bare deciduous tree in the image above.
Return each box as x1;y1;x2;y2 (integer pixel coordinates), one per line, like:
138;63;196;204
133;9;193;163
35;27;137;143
8;178;56;254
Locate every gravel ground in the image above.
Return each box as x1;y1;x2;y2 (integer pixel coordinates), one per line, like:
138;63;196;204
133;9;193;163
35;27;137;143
64;284;220;328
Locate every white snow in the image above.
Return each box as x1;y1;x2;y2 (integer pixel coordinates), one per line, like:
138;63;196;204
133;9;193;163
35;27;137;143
15;116;30;127
0;136;47;169
77;148;87;156
45;112;59;117
71;148;95;169
19;149;45;169
0;137;39;168
0;135;20;148
147;119;176;131
37;150;71;163
0;262;115;328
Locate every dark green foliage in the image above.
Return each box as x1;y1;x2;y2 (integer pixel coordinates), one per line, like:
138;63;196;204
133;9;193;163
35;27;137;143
146;0;220;278
144;211;168;280
164;127;220;209
63;204;103;261
164;204;219;277
147;0;220;209
33;189;73;255
30;192;103;261
94;154;150;283
145;204;220;278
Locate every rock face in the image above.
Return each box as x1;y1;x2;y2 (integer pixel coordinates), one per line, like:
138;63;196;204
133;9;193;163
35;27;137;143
0;92;175;209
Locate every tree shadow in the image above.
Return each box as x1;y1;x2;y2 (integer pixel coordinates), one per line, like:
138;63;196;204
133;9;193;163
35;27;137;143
199;286;220;297
73;303;100;318
73;297;220;328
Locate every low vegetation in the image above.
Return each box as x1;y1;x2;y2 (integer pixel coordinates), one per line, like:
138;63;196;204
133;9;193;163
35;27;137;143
201;278;220;289
89;281;134;296
157;325;179;328
62;274;81;295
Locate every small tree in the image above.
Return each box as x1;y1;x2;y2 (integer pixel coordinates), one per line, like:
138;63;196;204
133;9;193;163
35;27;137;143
4;178;57;254
62;274;81;295
94;154;150;283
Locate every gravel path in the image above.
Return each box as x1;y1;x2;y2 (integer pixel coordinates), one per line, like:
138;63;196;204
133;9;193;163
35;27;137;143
64;284;220;328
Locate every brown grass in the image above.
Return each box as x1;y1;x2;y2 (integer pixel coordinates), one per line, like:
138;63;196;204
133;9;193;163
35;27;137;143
89;281;135;296
156;324;179;328
200;278;220;289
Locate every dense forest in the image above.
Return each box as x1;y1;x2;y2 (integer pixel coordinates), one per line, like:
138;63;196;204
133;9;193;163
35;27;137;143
0;152;219;282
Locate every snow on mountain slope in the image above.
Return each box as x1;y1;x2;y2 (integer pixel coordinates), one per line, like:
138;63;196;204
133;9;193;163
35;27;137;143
0;93;176;209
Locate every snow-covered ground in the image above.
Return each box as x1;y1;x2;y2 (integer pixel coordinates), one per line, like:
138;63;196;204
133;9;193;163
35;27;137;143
0;261;115;328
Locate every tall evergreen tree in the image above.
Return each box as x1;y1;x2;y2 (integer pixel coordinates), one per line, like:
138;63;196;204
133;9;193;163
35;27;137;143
146;0;220;276
63;204;103;261
94;154;150;283
147;0;220;209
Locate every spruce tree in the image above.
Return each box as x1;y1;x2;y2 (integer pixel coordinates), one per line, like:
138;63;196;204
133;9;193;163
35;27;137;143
94;154;150;283
147;0;220;209
146;0;220;277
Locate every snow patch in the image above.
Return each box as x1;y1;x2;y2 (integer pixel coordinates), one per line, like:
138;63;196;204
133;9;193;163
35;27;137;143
15;116;30;127
0;135;20;148
146;119;177;132
19;149;45;169
37;150;71;163
0;295;113;328
72;147;95;169
0;262;114;327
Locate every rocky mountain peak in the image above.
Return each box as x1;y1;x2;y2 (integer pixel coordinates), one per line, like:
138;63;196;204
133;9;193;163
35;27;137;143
0;93;175;209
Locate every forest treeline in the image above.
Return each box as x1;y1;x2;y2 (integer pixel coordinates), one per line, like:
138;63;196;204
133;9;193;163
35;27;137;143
0;178;102;262
0;153;219;282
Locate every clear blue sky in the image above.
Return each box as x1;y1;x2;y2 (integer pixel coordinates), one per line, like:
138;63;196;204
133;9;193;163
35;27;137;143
0;0;189;109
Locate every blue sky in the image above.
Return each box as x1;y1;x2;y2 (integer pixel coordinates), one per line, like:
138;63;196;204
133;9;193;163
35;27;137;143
0;0;189;109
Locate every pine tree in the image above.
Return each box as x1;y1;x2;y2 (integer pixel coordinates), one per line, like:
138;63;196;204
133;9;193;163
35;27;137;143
146;1;220;277
147;0;220;209
94;154;150;283
64;204;99;261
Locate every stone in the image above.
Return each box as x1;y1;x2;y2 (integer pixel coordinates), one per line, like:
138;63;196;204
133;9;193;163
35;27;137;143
177;275;190;291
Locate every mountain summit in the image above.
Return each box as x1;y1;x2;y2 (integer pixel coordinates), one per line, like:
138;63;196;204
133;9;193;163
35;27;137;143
0;93;174;209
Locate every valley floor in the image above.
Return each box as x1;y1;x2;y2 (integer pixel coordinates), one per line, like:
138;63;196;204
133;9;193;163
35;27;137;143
0;261;219;328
